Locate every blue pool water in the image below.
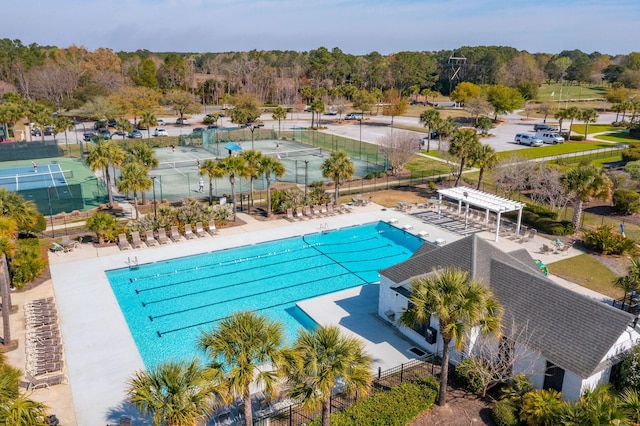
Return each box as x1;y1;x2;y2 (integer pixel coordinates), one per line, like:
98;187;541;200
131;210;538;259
106;221;423;368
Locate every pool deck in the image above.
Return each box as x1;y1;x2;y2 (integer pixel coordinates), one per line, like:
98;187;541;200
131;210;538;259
6;202;593;425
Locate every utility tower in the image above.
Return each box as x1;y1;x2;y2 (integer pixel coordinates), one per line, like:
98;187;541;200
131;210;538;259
448;53;467;95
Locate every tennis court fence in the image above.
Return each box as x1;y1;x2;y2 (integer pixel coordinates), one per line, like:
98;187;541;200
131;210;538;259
0;140;63;161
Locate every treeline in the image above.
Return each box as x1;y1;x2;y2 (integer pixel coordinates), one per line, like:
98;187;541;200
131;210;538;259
1;38;640;110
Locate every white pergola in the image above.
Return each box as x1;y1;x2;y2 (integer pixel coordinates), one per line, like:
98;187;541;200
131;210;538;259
436;187;526;242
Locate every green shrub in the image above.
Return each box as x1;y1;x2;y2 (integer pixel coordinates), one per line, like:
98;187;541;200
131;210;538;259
454;358;485;394
492;399;519;426
613;189;640;215
622;147;640;162
569;134;585;141
10;238;47;289
583;225;638;255
525;203;557;220
309;377;438;426
535;217;573;235
428;181;438;191
618;345;640;390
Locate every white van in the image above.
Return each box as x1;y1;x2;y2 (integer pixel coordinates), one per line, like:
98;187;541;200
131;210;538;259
535;132;564;144
345;113;364;120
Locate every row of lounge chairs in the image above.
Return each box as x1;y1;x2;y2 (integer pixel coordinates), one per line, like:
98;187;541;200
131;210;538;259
118;221;218;250
23;298;68;389
285;203;351;222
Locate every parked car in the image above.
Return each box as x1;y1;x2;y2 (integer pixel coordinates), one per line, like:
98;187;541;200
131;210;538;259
83;131;96;141
176;117;189;125
107;119;117;128
207;125;218;130
536;131;565;144
533;124;558;132
345;113;364;120
157;119;166;126
112;130;127;138
128;129;143;139
153;128;168;137
94;119;108;130
419;131;439;146
514;133;543;147
98;129;112;139
31;128;41;136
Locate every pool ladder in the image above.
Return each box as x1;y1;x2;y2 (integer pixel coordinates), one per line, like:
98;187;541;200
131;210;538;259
126;256;139;270
320;223;329;232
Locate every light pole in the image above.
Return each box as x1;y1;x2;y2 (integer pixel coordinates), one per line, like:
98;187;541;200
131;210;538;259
151;176;157;222
304;160;309;200
77;121;87;157
47;187;55;238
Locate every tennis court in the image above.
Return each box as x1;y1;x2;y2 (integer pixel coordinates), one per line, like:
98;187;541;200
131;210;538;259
0;158;108;215
144;137;380;203
0;164;71;192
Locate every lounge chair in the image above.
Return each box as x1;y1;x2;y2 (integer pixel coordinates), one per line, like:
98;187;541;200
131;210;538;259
50;242;64;253
145;230;158;246
118;234;132;250
23;371;67;390
195;222;206;237
131;231;145;249
312;205;321;216
206;220;218;235
295;207;305;220
320;204;328;215
170;226;185;242
61;236;79;251
285;208;295;222
184;224;196;240
540;244;553;254
157;228;170;244
304;205;314;218
326;203;338;215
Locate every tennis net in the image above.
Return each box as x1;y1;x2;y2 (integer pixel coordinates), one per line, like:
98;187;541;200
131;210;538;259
155;159;201;171
273;147;324;160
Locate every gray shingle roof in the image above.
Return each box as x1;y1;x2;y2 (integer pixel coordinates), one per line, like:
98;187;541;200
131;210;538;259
380;235;635;379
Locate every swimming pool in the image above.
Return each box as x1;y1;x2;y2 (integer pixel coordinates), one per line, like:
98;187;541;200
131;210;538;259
106;221;423;367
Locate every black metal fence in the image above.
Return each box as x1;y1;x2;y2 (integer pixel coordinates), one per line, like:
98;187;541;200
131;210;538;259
252;356;441;426
0;140;63;161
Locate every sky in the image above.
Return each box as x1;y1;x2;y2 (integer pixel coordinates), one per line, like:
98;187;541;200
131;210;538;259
4;0;639;56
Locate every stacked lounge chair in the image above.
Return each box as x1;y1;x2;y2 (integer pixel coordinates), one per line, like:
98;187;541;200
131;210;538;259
145;230;159;246
131;231;145;249
195;222;207;238
118;233;132;250
23;298;67;386
184;224;196;240
157;228;170;244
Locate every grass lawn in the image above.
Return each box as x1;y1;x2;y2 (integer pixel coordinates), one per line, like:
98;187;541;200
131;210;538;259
571;124;617;135
596;132;639;144
537;84;607;102
548;254;622;299
494;141;615;160
405;155;452;177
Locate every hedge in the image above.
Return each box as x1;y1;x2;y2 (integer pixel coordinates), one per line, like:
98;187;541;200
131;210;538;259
309;377;439;426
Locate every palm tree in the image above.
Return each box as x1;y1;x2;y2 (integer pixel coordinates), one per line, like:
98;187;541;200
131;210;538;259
520;389;563;426
0;394;48;426
449;129;481;187
435;117;458;152
612;103;625;123
0;188;39;232
560;163;612;232
564;384;627;425
260;156;286;217
272;106;287;136
118;162;152;219
419;109;441;153
116;118;133;139
52;117;75;157
400;267;502;406
614;256;640;308
580;108;598;140
554;109;569;133
199;159;221;206
127;359;226;426
123;143;159;204
566;106;580;136
86;211;118;245
470;144;497;190
0;360;21;404
621;388;640;425
198;311;287;426
0;102;24;139
139;111;157;138
211;156;248;221
321;149;355;206
239;150;263;207
284;326;373;426
86;140;125;207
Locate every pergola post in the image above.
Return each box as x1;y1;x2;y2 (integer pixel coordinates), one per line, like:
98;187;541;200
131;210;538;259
516;207;523;236
437;194;442;219
464;202;470;229
495;211;502;242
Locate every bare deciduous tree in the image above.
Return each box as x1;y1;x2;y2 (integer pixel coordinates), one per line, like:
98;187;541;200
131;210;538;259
458;319;543;398
378;130;418;176
492;154;533;198
528;164;571;212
